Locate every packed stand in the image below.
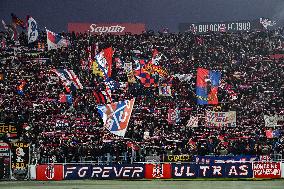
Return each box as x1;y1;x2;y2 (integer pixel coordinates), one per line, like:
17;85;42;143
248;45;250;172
0;27;284;163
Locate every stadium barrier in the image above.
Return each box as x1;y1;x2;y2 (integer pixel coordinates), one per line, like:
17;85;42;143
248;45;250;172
31;161;283;180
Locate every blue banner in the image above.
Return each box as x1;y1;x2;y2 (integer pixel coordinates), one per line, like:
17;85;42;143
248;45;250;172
194;155;258;165
172;163;253;178
64;164;145;180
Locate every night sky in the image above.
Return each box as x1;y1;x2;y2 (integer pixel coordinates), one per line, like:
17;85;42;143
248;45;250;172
1;0;284;32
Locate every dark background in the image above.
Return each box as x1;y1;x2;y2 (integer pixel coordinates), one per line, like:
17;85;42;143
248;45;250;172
1;0;284;32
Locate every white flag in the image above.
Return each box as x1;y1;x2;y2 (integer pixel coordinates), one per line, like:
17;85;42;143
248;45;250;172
186;116;199;127
27;16;38;44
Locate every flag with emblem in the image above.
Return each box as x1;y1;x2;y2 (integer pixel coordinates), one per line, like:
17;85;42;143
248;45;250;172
27;16;38;44
196;68;221;105
159;86;171;96
97;98;135;137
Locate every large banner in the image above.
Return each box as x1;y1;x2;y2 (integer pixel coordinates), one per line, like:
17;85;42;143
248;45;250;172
0;123;17;138
253;162;281;178
36;164;64;181
68;23;146;35
64;164;145;179
172;163;253;178
205;111;236;127
194;155;258;165
179;18;279;34
11;142;29;178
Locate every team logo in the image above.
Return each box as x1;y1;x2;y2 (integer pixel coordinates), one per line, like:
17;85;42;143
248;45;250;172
152;164;164;178
45;165;55;180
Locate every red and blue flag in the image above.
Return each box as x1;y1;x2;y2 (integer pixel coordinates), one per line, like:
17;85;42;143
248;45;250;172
196;68;221;105
97;98;135;137
46;29;69;50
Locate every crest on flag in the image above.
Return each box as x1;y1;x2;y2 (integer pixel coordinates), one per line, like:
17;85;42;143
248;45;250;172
27;16;38;44
92;60;104;77
159;86;171;96
97;98;135;137
196;68;221;105
46;29;69;50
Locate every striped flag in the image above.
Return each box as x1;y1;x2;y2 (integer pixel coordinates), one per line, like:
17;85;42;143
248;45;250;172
51;69;83;92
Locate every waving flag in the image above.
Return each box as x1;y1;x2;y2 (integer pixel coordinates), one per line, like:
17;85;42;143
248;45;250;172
196;68;221;105
95;47;113;78
93;88;112;104
152;49;162;65
2;20;17;40
51;69;83;92
97;98;135;137
167;107;180;124
59;94;72;104
220;80;238;100
11;13;26;29
27;16;38;44
46;29;69;50
17;80;26;95
266;129;281;139
134;59;159;87
173;74;193;82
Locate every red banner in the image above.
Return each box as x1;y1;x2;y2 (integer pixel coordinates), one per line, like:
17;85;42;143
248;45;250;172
36;164;63;180
253;162;281;178
68;23;146;35
145;164;172;179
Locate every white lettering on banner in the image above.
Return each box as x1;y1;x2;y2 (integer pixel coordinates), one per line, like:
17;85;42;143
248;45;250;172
122;167;131;177
131;167;144;177
193;22;251;33
174;166;184;176
254;169;280;175
113;167;124;177
239;165;248;175
65;167;77;178
200;166;210;176
212;166;222;176
228;166;238;175
254;163;279;169
186;167;195;176
91;167;102;178
174;166;195;177
90;166;144;178
102;167;112;177
78;167;88;178
89;24;126;34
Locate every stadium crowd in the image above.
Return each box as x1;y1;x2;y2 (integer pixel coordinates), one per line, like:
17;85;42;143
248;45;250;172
0;26;284;164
